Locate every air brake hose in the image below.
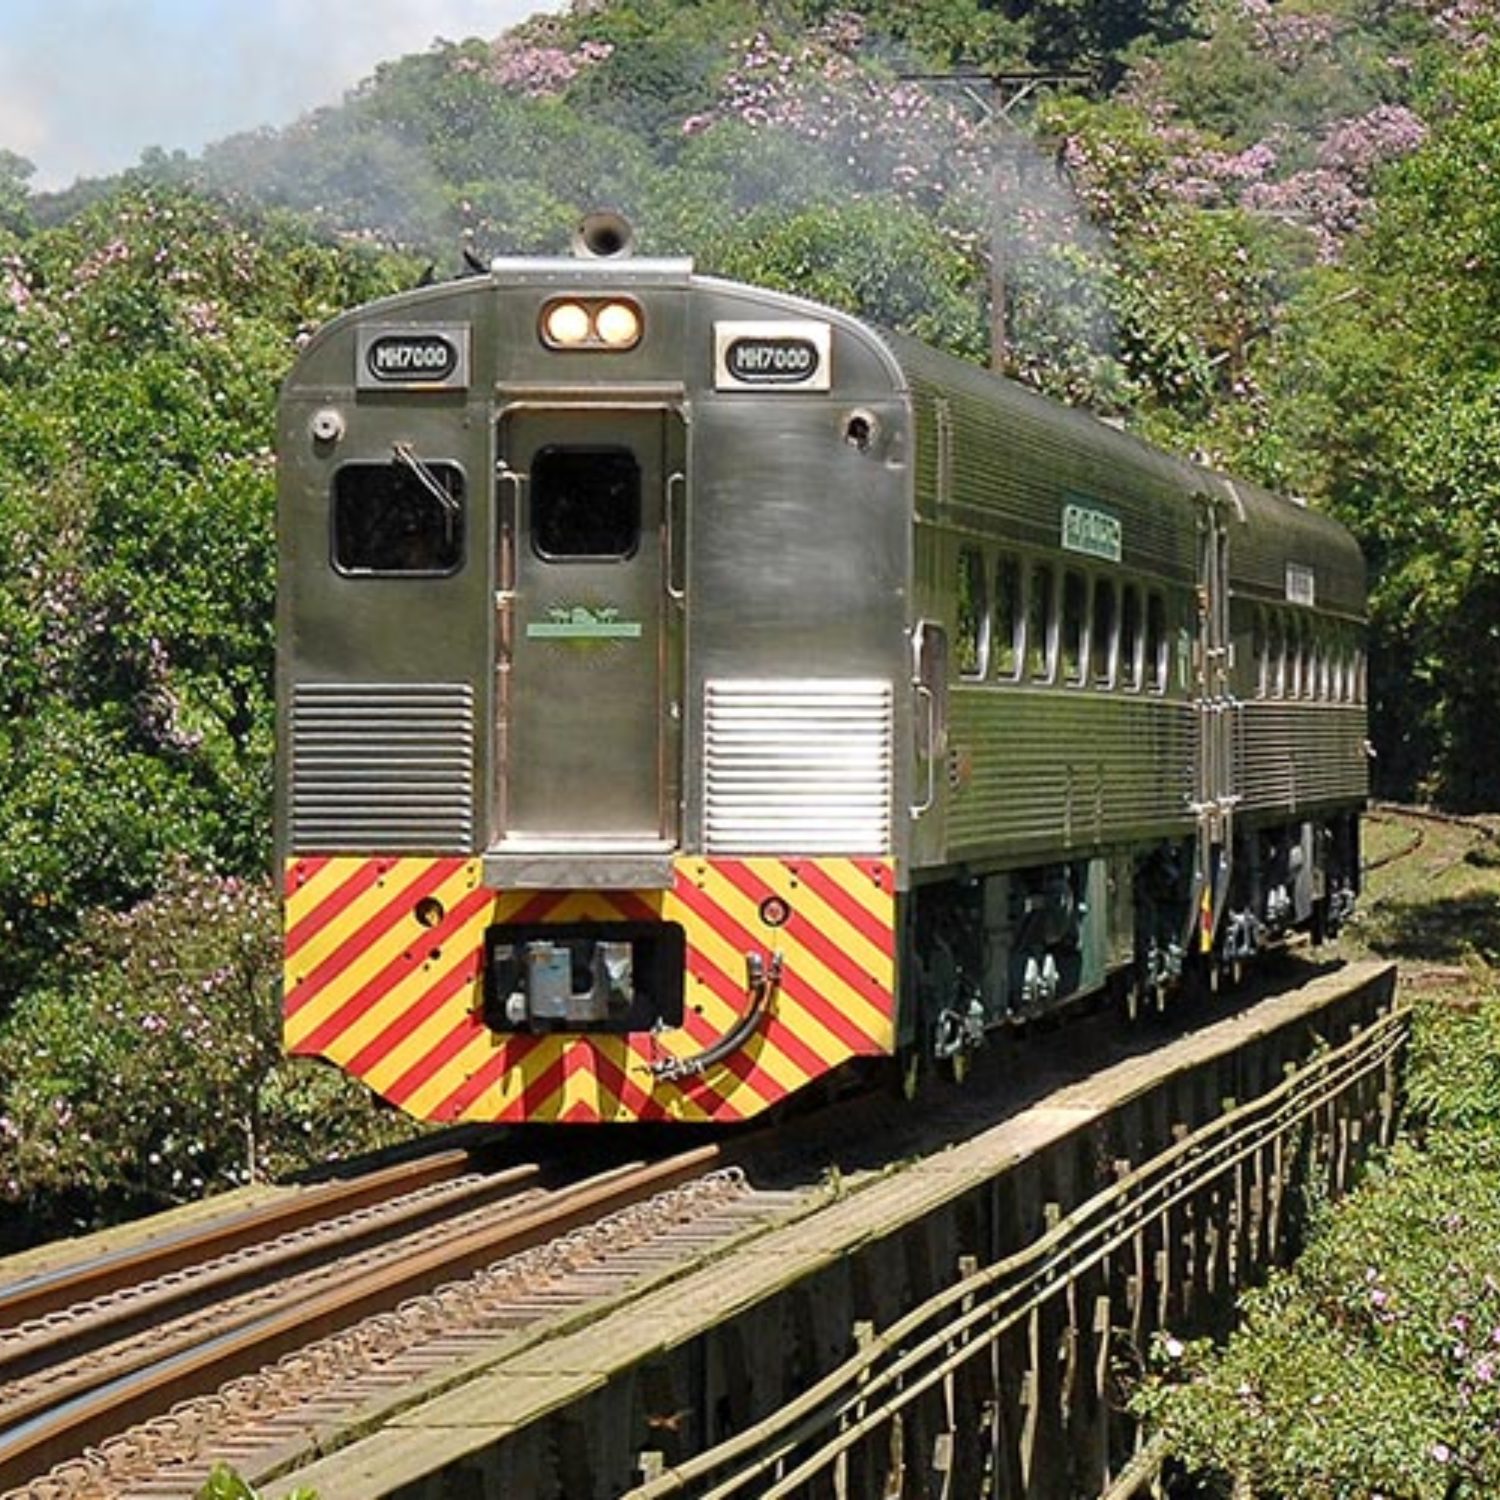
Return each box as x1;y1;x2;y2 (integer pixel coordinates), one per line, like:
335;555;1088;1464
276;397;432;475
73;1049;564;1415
650;952;783;1081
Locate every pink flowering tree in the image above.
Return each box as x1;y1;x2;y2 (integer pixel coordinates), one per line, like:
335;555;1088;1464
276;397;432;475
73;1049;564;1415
0;864;416;1241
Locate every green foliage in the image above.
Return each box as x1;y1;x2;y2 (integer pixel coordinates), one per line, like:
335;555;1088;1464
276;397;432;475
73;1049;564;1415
197;1462;317;1500
1136;0;1404;147
0;185;410;996
0;863;415;1240
1276;43;1500;804
1138;1128;1500;1497
0;149;35;237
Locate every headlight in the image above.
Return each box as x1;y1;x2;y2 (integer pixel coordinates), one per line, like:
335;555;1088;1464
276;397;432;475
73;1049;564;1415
542;300;592;347
594;301;642;348
539;297;643;351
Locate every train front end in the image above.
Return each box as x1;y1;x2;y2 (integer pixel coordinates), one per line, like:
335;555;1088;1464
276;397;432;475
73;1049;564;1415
275;232;912;1123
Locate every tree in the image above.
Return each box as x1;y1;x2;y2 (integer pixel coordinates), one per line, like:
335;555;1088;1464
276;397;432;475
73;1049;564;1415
0;865;416;1243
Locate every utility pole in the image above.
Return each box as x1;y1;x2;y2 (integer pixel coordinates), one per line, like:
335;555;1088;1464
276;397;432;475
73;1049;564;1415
902;69;1092;373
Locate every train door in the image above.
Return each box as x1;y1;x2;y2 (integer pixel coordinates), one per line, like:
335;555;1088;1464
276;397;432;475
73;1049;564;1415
908;618;950;867
493;406;685;862
1192;489;1241;953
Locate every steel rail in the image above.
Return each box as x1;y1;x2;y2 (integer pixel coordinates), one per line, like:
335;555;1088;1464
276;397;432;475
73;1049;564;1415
0;1163;543;1432
0;1141;481;1328
0;1146;721;1491
628;986;1405;1498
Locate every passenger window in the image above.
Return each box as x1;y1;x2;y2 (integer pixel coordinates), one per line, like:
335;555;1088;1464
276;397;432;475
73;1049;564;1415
333;459;464;575
956;545;989;679
532;446;640;559
1091;578;1117;686
1061;571;1087;685
1027;563;1055;682
993;553;1021;679
1145;591;1167;693
1119;585;1142;691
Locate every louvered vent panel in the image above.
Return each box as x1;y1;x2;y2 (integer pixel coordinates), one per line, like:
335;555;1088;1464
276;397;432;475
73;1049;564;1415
291;683;475;851
704;680;893;854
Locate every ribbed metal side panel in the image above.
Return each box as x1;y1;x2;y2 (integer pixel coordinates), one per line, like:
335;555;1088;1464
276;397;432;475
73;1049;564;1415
291;683;475;852
704;680;893;854
1235;703;1369;813
945;690;1196;861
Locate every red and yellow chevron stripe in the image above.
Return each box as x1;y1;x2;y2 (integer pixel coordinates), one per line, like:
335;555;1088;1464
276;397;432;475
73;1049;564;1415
283;856;895;1124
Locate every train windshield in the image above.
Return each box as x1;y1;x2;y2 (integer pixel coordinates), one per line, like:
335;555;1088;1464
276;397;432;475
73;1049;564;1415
531;445;640;560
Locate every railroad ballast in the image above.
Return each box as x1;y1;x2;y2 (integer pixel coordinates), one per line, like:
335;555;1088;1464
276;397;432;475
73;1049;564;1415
275;214;1367;1124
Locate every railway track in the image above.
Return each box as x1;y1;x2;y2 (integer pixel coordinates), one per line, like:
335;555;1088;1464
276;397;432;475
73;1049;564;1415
0;1141;755;1497
1363;799;1497;873
0;925;1415;1498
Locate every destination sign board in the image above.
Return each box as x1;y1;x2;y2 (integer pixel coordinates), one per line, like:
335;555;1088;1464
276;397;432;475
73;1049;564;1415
356;325;470;391
714;320;832;392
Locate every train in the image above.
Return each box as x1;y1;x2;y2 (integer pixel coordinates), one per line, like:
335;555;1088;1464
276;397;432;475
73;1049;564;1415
275;213;1367;1125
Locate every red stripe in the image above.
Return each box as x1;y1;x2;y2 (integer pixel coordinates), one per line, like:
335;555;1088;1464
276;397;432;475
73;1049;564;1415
285;857;392;960
792;861;895;960
676;870;886;1054
284;860;464;1020
686;945;824;1086
283;857;330;900
300;887;493;1062
717;861;892;1016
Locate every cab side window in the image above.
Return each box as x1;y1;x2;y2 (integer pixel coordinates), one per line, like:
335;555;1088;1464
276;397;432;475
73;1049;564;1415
333;461;465;576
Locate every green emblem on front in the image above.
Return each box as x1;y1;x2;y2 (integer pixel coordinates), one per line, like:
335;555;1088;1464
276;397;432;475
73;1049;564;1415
526;604;643;641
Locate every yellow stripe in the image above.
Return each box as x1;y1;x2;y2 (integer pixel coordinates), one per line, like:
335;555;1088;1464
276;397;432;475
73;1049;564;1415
692;863;893;1048
285;863;481;1052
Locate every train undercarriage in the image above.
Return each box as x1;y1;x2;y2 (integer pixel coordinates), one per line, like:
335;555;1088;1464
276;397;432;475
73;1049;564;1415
903;810;1362;1072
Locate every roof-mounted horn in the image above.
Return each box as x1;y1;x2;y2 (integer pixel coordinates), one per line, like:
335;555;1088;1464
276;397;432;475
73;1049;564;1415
573;210;635;260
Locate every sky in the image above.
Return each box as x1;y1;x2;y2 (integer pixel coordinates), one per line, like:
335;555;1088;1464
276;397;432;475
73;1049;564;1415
0;0;557;191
